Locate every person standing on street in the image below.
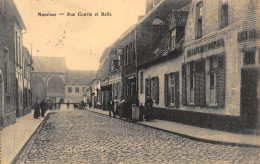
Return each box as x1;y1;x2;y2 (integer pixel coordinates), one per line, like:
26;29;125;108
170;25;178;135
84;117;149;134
67;101;70;109
113;96;119;115
40;99;47;117
108;98;115;117
144;95;153;121
33;98;40;119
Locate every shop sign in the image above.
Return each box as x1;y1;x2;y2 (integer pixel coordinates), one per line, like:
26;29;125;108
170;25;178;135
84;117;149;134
187;38;224;58
237;29;259;43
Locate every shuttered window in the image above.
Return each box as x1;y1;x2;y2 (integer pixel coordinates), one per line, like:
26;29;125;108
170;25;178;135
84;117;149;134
189;61;195;104
216;55;225;108
182;64;187;105
145;78;150;99
140;71;144;93
165;72;179;107
195;59;206;106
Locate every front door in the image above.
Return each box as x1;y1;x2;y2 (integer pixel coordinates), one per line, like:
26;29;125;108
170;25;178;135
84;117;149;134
241;68;259;129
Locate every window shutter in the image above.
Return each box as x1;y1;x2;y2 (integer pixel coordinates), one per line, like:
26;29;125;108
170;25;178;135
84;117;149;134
217;55;225;108
195;61;200;105
164;74;169;107
156;76;159;104
175;72;179;108
199;59;206;106
182;64;187;105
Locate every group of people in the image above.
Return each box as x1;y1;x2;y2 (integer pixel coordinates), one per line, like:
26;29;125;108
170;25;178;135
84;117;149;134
33;98;48;119
104;95;154;121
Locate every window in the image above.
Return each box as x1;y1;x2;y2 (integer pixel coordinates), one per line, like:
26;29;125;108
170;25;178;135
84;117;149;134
243;50;256;66
68;87;72;93
132;41;135;62
15;31;18;64
145;78;150;99
196;2;203;39
170;29;176;49
169;74;175;106
75;87;79;93
0;0;4;13
4;54;9;95
125;46;128;65
209;56;217;104
150;77;159;104
189;61;195;103
140;71;144;93
220;2;228;29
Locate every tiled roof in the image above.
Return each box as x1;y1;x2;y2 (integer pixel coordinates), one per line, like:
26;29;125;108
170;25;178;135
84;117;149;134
65;70;96;85
33;56;66;73
138;4;190;67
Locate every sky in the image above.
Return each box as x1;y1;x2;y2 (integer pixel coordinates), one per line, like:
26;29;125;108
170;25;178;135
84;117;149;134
14;0;146;70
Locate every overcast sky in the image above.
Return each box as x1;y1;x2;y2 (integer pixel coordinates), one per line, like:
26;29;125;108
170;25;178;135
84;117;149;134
14;0;146;70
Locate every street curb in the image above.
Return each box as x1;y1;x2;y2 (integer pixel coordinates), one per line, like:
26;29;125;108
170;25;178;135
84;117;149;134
11;112;52;164
87;109;260;148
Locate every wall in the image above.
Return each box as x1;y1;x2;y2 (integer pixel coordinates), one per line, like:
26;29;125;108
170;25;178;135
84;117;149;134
65;85;88;103
138;55;183;107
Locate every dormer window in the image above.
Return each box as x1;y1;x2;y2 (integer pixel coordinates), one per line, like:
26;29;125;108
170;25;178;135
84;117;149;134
220;2;229;29
152;18;164;25
169;29;176;49
196;2;203;39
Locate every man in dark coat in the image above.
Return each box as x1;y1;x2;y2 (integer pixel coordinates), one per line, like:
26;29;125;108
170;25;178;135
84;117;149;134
40;99;47;117
33;98;41;119
144;95;153;121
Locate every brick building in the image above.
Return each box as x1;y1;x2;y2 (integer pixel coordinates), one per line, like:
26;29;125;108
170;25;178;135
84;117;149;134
120;0;191;100
181;0;260;131
0;0;32;128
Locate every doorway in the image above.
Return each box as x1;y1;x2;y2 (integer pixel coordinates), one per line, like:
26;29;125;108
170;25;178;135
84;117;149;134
241;68;259;129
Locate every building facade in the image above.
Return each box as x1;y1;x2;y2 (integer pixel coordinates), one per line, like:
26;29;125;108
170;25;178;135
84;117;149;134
0;0;32;128
32;56;95;105
181;0;260;131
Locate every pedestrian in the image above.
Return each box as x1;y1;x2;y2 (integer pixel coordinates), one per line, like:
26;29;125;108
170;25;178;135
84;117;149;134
113;96;119;115
58;101;61;109
40;98;47;117
67;100;70;109
33;98;40;119
108;98;115;117
144;95;153;121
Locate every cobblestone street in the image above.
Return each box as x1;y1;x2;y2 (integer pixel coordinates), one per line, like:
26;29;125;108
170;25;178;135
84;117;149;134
13;109;260;164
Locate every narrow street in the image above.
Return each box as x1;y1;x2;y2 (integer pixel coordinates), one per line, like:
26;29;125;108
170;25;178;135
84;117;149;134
13;108;260;164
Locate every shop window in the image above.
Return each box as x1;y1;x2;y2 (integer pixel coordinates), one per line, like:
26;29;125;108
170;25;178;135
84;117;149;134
140;71;144;93
169;29;176;49
75;87;79;93
68;87;72;93
243;50;256;66
220;3;229;29
196;2;203;39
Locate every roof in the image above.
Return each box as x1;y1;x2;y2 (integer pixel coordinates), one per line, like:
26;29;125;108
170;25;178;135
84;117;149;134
32;56;66;73
65;70;96;85
138;4;190;67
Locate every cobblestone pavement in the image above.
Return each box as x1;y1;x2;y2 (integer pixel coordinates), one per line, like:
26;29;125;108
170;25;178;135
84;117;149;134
14;109;260;164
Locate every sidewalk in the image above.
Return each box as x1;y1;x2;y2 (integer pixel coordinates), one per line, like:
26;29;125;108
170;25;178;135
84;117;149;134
0;110;52;164
88;107;260;147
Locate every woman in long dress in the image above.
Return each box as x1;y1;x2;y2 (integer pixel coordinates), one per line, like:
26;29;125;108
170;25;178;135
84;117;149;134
34;98;41;119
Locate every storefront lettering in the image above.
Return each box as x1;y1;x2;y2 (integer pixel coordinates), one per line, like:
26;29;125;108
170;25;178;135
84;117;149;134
187;38;224;58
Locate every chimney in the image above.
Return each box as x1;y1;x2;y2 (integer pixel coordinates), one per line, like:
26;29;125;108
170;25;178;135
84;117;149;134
138;15;144;21
145;0;154;14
